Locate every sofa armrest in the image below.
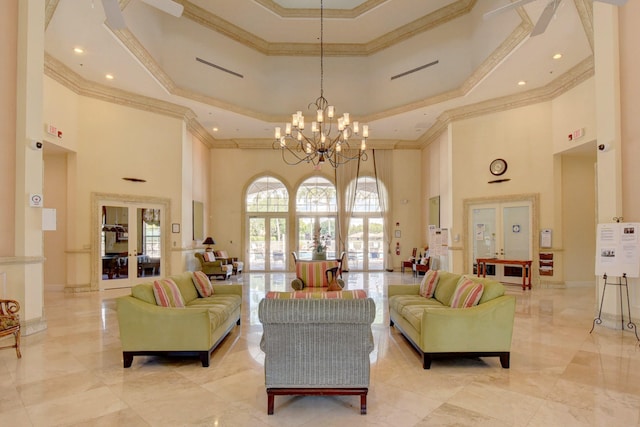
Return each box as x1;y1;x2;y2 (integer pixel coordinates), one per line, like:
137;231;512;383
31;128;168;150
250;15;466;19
388;284;420;298
420;295;516;352
117;296;213;351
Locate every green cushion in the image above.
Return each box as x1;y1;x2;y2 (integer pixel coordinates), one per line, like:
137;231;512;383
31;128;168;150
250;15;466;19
131;283;156;305
169;271;199;303
433;271;460;306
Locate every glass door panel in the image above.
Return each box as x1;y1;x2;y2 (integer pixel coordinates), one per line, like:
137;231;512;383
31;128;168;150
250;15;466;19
249;217;266;270
269;218;287;270
368;217;384;271
297;217;315;260
318;217;336;259
348;218;364;270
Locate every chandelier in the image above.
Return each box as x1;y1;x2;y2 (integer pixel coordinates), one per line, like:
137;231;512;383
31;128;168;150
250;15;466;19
273;0;369;168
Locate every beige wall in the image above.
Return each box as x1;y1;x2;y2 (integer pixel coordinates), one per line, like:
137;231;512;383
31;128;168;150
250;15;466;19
43;153;68;288
210;148;423;270
42;76;206;290
620;1;640;221
0;0;18;257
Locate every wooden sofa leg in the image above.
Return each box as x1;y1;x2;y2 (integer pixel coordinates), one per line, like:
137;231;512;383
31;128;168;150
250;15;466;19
360;393;367;415
236;318;241;326
500;352;510;369
200;351;211;367
267;392;274;415
123;352;133;368
423;354;432;369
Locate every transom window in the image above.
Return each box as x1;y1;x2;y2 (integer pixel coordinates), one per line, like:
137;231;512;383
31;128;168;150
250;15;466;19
296;176;337;213
246;177;289;212
353;176;381;213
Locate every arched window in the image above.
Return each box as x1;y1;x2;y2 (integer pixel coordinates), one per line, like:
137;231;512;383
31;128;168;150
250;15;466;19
353;176;381;213
295;176;338;259
245;176;288;271
246;176;289;212
296;176;337;213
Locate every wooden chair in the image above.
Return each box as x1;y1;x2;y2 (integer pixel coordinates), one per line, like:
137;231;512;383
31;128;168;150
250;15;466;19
0;299;21;358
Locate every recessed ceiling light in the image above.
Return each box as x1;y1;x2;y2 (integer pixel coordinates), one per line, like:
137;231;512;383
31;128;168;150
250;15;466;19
518;80;527;86
105;74;114;80
212;127;219;132
73;47;84;54
553;53;563;60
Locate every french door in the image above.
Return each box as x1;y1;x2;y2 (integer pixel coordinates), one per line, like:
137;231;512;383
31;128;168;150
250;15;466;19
247;216;287;271
99;203;164;289
469;201;532;284
347;217;384;271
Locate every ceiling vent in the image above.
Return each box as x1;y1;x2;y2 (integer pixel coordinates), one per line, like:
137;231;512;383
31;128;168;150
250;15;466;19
391;60;439;81
196;57;244;79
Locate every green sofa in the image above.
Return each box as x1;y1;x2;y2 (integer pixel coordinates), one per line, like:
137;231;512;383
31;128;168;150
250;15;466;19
116;271;242;368
388;271;516;369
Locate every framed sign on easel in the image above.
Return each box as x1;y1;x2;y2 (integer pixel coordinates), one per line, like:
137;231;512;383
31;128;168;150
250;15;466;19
591;221;639;341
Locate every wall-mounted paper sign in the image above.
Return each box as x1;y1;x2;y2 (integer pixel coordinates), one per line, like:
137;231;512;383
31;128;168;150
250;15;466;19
30;193;43;207
42;208;57;231
540;229;552;248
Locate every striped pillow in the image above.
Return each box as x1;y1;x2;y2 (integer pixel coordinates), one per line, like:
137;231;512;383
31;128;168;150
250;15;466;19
152;279;185;308
192;270;214;298
419;269;439;298
204;252;216;262
449;277;484;308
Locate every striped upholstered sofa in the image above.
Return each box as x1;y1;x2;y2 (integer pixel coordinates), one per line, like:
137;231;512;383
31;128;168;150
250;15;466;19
291;260;344;290
258;292;375;414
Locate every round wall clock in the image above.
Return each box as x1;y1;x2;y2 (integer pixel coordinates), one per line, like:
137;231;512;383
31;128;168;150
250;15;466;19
489;158;508;176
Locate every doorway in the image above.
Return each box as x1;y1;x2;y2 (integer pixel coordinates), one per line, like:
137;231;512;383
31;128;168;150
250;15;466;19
465;196;537;285
247;216;287;271
347;217;384;271
92;193;171;290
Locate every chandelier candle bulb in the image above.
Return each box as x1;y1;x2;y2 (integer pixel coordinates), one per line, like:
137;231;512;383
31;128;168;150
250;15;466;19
285;123;292;135
361;140;366;150
353;121;359;134
363;125;369;138
338;118;344;130
343;129;349;139
317;109;323;122
299;116;305;129
328;106;334;118
312;122;318;133
343;113;350;125
292;114;299;127
275;127;281;139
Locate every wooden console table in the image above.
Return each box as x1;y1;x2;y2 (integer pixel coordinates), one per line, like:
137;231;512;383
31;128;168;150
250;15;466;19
476;258;532;290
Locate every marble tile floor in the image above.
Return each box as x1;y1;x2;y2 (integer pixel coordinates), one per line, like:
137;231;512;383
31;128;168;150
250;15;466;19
1;272;640;426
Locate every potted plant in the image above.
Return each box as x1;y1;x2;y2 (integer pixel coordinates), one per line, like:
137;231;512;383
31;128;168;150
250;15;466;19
312;228;328;260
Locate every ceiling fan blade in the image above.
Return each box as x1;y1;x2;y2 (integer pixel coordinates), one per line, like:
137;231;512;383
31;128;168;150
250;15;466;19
101;0;127;30
483;0;538;20
530;0;560;37
141;0;184;17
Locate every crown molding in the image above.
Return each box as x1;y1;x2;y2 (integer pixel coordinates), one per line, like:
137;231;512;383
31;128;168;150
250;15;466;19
253;0;388;19
419;56;595;146
574;0;594;52
43;54;230;148
183;0;476;57
45;0;59;30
